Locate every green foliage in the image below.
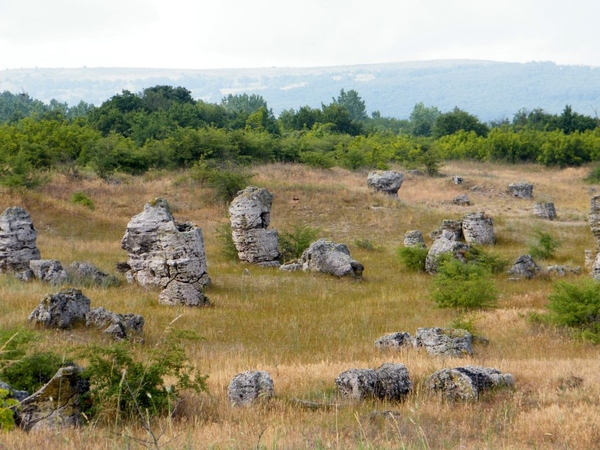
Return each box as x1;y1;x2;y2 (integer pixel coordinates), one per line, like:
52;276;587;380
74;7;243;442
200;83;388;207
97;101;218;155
447;315;477;335
584;164;600;184
431;258;498;310
547;280;600;343
70;191;95;210
0;328;36;369
190;160;254;203
279;224;320;263
528;228;561;260
216;222;238;261
464;246;509;274
353;238;380;251
299;151;335;169
78;331;207;423
432;107;489;139
0;352;64;394
0;389;18;431
396;246;428;272
332;89;367;122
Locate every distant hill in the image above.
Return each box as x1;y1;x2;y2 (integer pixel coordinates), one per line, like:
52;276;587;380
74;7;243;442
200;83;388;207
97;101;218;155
1;60;600;122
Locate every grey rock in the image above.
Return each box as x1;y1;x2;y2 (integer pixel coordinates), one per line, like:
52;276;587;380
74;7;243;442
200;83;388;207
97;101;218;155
462;212;495;245
374;363;412;401
29;288;91;329
451;175;463;185
17;364;89;431
430;220;463;241
425;231;470;274
414;327;473;357
86;307;144;339
0;381;29;402
546;265;581;277
335;368;377;401
0;206;41;273
121;198;210;306
67;261;118;287
426;366;514;401
278;262;303;272
29;259;67;285
507;254;540;279
367;171;404;197
403;230;426;248
508;182;533;199
231;227;280;265
453;194;470;206
375;332;413;350
534;202;557;220
228;371;274;406
299;239;364;278
589;195;600;240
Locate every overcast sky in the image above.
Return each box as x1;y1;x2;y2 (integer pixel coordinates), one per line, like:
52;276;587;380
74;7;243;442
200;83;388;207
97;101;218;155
1;0;598;70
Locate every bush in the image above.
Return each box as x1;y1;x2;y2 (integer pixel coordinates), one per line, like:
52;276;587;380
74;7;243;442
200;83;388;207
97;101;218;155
216;222;238;261
354;238;380;251
528;228;561;260
431;258;498;310
464;246;509;274
0;389;18;431
396;246;428;272
0;352;64;394
584;165;600;184
547;280;600;343
191;160;254;203
279;224;320;263
70;191;95;210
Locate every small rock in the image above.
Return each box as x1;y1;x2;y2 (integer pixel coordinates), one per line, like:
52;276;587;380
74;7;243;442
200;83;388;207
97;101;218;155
403;231;426;248
367;171;404;197
426;366;514;401
228;371;274;406
335;368;377;401
375;332;413;350
29;288;91;329
29;260;67;285
414;327;473;357
507;182;533;199
507;255;540;279
533;202;557;220
453;194;470;206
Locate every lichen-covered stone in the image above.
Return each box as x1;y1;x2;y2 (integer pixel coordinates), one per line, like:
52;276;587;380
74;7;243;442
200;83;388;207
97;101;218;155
453;194;470;206
426;366;514;401
414;327;473;357
404;230;426;248
430;220;463;241
507;254;540;279
67;261;118;287
375;332;413;350
462;212;495;245
425;231;470;274
546;265;581;277
374;363;412;401
508;182;533;199
335;368;377;401
534;202;557;220
85;307;144;339
298;238;363;278
367;171;404;197
29;259;67;285
28;288;91;329
0;206;40;273
227;371;274;406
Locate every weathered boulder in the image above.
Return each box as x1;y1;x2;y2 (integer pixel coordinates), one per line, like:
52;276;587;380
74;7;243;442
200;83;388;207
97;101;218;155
228;371;274;406
374;363;412;401
507;254;540;279
0;381;29;402
430;220;463;241
375;332;413;350
17;364;89;431
298;238;363;278
462;212;495;245
425;231;470;274
546;265;581;277
0;206;41;274
67;261;118;287
229;187;280;266
29;288;91;329
426;366;514;401
403;230;426;248
534;202;557;220
29;259;67;285
508;182;533;199
367;171;404;197
121;198;210;306
335;368;377;401
453;194;470;206
589;195;600;241
85;307;144;339
414;327;473;357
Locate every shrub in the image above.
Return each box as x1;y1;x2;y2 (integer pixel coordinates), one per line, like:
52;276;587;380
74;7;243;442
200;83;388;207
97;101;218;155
547;280;600;343
584;165;600;184
216;222;238;261
0;328;35;369
70;191;95;210
0;389;18;431
279;224;320;263
396;246;428;272
528;228;561;260
464;246;509;274
0;352;64;394
431;258;498;310
354;238;380;251
191;160;254;203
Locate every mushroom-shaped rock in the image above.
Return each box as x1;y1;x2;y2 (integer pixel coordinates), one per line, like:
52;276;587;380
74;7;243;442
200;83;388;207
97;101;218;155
121;198;210;306
28;288;91;329
335;368;377;401
414;327;473;357
86;307;144;339
17;364;89;431
462;212;495;245
375;332;413;350
534;202;557;220
507;254;540;279
367;171;404;197
426;366;514;401
425;231;470;274
403;230;426;248
300;239;363;278
374;363;412;401
228;371;274;406
229;187;280;266
0;206;41;274
508;182;533;199
29;259;67;285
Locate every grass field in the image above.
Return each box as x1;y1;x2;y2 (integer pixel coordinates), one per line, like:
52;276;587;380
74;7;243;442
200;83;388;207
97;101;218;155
1;161;599;449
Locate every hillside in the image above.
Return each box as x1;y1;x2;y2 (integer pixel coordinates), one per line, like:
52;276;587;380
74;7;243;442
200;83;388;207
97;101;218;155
2;60;600;121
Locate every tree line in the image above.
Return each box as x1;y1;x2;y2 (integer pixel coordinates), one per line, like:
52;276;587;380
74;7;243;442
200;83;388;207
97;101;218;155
0;86;599;188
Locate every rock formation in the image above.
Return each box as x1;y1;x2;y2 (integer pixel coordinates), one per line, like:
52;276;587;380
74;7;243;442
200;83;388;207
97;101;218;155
336;363;412;402
430;220;463;241
425;231;470;274
533;202;557;220
67;261;118;287
121;198;210;306
86;307;144;340
403;230;426;248
426;366;514;401
0;206;40;274
453;194;471;206
367;171;404;197
375;332;413;350
507;182;533;199
335;368;377;401
414;327;473;357
229;187;280;266
29;259;67;285
228;371;274;406
29;288;91;329
462;212;495;245
507;254;540;279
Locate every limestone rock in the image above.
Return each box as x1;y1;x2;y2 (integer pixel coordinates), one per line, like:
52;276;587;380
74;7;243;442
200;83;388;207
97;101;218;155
374;363;412;401
375;332;413;350
425;231;470;274
17;364;89;431
507;254;540;279
299;238;363;278
367;171;404;197
546;265;581;277
228;371;274;406
462;212;495;245
426;366;514;401
229;187;280;266
0;381;29;402
414;327;473;357
0;206;41;273
67;261;118;287
508;182;533;199
121;198;210;306
29;288;91;329
534;202;557;220
430;220;463;241
85;307;144;339
403;230;426;248
335;368;377;401
29;259;67;285
589;195;600;240
453;194;470;206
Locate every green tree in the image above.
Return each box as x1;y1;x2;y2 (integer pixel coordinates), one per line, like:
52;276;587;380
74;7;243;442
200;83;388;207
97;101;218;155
409;102;441;137
432;107;489;139
333;89;367;122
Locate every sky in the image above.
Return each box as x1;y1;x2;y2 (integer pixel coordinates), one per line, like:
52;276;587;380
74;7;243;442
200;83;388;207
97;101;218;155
1;0;598;70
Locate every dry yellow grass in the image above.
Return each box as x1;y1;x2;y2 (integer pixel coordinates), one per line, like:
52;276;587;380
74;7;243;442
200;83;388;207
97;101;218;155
1;161;599;449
